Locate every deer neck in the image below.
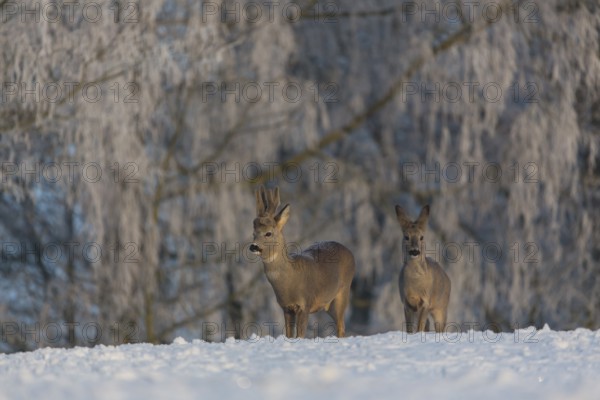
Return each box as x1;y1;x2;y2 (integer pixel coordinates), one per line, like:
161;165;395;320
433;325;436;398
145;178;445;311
261;238;294;280
405;254;428;274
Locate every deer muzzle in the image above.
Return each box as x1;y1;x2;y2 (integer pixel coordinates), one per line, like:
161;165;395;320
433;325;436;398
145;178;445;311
249;244;262;254
408;249;421;258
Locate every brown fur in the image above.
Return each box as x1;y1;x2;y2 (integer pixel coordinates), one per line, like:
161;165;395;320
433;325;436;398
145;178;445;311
395;204;451;333
251;186;355;338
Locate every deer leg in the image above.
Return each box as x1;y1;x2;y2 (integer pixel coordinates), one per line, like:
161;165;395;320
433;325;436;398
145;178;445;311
404;306;416;333
431;308;447;333
326;300;338;336
328;289;349;337
296;309;308;338
416;307;429;332
284;309;297;338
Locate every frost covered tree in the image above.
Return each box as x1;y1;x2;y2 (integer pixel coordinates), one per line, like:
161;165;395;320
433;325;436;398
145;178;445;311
0;0;598;352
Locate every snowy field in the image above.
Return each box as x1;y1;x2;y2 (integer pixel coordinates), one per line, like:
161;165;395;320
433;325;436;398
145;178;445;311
1;327;599;400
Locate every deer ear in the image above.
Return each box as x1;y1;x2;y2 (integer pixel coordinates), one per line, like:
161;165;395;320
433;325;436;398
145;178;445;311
416;204;430;229
395;205;412;230
274;204;290;229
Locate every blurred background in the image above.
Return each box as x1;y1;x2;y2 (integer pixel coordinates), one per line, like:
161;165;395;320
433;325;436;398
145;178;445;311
0;0;598;352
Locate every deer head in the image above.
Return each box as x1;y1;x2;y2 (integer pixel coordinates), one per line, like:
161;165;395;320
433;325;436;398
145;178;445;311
395;204;430;260
250;185;290;263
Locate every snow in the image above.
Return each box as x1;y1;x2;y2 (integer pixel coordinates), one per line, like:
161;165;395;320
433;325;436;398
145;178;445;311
1;327;599;399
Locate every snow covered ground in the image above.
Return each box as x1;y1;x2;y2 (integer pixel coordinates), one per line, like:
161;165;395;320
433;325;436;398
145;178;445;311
1;327;599;399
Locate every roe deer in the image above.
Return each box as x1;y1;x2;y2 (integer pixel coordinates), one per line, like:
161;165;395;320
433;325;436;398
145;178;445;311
249;185;355;338
395;204;450;333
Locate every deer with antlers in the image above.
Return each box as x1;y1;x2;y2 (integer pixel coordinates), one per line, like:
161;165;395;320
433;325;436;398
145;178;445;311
249;186;356;338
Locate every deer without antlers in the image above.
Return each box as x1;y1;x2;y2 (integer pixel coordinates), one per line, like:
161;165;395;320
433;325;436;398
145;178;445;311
395;204;451;333
249;186;355;338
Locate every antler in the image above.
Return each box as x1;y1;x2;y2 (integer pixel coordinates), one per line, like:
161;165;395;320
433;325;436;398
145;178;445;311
255;186;265;215
266;186;280;215
255;185;280;217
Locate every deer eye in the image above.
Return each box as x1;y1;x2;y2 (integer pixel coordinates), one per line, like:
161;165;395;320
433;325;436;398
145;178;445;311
404;235;409;240
420;236;424;240
265;232;272;237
